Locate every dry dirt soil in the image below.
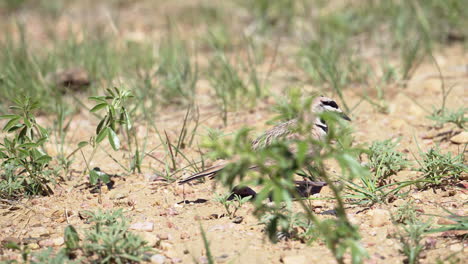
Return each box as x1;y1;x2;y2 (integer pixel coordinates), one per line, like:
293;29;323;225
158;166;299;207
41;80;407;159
0;1;467;263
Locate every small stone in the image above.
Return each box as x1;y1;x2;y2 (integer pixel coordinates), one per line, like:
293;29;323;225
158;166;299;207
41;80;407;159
157;233;169;240
150;254;166;264
129;222;154;232
141;233;158;247
52;237;64;246
437;217;458;225
449;243;463;252
232;216;243;224
110;191;128;200
159;241;173;251
39;239;55;247
450;132;468;144
282;255;307;264
370;209;391;227
29;243;40;250
216;254;229;263
180;232;190;240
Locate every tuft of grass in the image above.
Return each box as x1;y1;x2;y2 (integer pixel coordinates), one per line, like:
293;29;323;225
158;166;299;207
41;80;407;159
427;107;467;129
345;139;414;205
416;147;466;189
368;139;410;186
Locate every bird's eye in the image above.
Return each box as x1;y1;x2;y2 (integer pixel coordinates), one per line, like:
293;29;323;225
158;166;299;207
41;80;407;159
322;100;339;109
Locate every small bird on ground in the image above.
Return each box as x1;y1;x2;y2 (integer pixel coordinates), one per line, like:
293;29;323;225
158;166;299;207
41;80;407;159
178;96;351;185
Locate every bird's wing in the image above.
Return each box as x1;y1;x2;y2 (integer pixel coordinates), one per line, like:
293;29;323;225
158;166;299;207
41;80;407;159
251;119;299;150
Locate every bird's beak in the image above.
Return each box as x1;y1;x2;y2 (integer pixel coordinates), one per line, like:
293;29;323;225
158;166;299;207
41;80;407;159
341;113;351;121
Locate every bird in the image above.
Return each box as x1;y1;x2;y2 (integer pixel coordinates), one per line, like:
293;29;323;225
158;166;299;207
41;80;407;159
178;96;351;185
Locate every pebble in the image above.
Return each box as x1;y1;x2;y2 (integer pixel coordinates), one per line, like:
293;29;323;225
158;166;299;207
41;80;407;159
129;222;154;232
29;243;39;250
157;233;170;240
449;243;463;252
437;217;458;225
216;254;229;263
110;191;128;200
180;232;190;240
232;216;243;224
141;233;158;247
370;209;391;227
39;237;63;247
150;254;166;264
282;255;307;264
450;132;468;144
159;241;173;251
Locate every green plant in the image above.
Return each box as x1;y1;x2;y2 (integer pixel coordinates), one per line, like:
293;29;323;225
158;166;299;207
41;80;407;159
416;147;466;189
0;96;54;197
395;222;432;264
82;209;151;263
344;139;414;205
427;107;467;129
394;202;420;224
213;192;252;219
260;209;317;242
368;139;410;186
203;106;368;263
83;87;148;174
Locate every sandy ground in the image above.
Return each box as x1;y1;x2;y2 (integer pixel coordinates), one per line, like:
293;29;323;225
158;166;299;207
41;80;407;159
0;1;467;263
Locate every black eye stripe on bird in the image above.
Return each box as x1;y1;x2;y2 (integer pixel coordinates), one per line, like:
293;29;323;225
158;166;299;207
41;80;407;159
322;101;339;109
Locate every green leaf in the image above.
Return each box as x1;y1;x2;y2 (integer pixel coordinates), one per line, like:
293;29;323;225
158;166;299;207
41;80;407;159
8;124;24;133
36;155;52;164
96;127;109;143
98;171;110;184
96;116;107;135
2;116;20;131
4;242;20;250
0;114;20;119
90;103;108;113
64;225;80;250
108;128;120;150
89;169;99;185
18;142;38;149
88;96;107;102
78;141;89;148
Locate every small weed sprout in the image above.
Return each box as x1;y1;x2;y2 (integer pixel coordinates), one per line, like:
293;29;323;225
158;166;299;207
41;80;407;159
394;202;420;225
416;147;466;189
214;192;252;219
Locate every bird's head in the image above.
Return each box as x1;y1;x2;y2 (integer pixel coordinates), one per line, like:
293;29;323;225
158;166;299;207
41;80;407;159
312;96;351;121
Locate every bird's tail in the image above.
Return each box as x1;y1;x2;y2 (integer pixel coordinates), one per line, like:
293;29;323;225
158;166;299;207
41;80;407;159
178;164;227;184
